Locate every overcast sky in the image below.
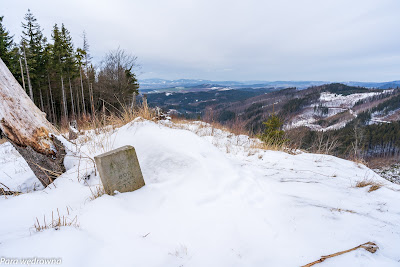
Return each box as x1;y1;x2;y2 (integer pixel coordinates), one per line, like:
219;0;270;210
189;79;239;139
2;0;400;82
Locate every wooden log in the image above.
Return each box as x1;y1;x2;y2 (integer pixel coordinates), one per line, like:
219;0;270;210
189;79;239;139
0;57;66;187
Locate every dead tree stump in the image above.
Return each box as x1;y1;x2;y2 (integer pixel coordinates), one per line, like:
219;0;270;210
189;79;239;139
0;58;66;187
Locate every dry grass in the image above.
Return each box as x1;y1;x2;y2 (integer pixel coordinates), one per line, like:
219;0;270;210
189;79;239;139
352;157;368;167
78;102;155;131
33;207;79;232
59;100;156;136
355;179;383;192
0;182;22;198
0;189;21;197
257;136;288;151
88;184;106;200
330;208;356;214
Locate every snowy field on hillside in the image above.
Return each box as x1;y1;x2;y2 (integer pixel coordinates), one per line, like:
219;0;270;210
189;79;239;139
286;92;388;131
319;92;382;108
1;119;400;267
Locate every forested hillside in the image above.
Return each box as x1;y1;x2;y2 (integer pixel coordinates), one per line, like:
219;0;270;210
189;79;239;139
146;83;400;165
0;11;139;125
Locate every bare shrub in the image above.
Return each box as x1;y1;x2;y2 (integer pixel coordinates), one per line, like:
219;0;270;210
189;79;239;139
311;131;340;155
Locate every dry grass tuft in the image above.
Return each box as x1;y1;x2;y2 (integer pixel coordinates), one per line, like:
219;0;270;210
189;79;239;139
330;208;356;214
33;207;79;232
368;184;383;192
351;157;369;168
69;101;155;133
88;184;106;200
355;179;383;192
0;182;22;198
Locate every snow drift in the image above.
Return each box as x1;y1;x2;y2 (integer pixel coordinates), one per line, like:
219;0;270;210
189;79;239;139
0;119;399;267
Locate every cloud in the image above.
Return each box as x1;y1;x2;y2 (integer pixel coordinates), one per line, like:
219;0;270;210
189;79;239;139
2;0;400;81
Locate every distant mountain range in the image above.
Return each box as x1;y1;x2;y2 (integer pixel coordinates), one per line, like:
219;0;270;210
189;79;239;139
139;78;400;93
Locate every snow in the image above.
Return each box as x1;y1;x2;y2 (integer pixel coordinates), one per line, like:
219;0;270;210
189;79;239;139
1;120;400;267
286;92;387;131
0;142;43;192
319;92;381;107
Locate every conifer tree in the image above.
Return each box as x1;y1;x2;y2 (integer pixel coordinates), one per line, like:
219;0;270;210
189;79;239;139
0;16;14;67
260;114;286;145
51;24;68;119
0;16;21;83
60;24;78;118
21;9;47;104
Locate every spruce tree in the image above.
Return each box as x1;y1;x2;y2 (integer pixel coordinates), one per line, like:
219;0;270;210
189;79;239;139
21;9;47;104
0;16;14;67
51;24;68;118
60;24;78;118
0;16;21;81
260;114;286;145
60;24;76;74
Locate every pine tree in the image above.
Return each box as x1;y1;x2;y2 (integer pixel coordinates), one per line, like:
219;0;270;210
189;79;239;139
0;16;14;67
0;16;21;82
76;47;87;115
51;24;68;119
60;24;76;74
60;24;78;118
83;31;92;116
82;31;92;74
21;9;47;104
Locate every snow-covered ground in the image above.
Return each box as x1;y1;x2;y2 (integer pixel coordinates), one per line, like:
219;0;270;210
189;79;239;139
0;142;43;192
0;119;400;267
286;92;387;131
319;92;381;108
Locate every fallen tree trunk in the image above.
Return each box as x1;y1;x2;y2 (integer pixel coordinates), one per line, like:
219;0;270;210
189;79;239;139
0;57;66;187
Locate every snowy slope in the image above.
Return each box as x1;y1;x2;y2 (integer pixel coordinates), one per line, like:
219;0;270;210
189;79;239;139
0;120;399;267
286;92;387;131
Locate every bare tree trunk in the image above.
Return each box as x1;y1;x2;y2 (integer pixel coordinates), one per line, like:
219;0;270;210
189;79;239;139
76;86;81;119
143;94;148;108
23;46;34;101
39;88;44;111
48;74;56;123
61;74;68;119
46;89;52;123
79;66;86;115
131;92;136;110
0;58;66;187
19;58;26;92
89;83;95;117
69;76;75;119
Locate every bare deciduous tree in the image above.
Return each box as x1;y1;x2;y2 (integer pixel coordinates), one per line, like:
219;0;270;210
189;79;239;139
97;47;139;107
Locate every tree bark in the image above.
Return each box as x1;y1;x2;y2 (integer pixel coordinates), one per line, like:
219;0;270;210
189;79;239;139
0;57;66;187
